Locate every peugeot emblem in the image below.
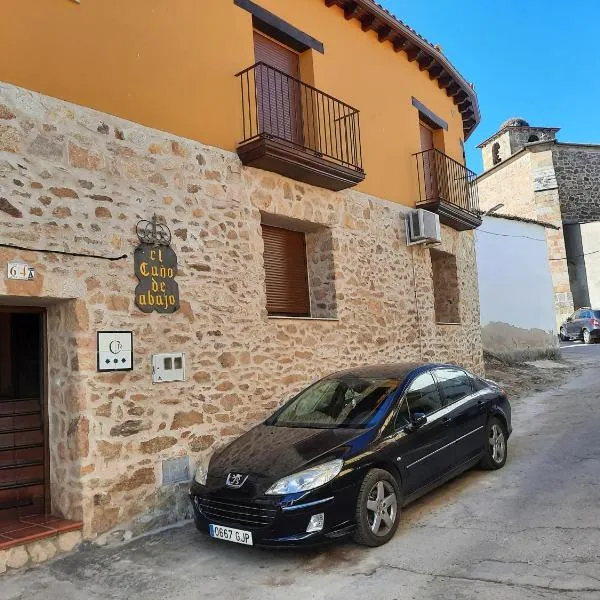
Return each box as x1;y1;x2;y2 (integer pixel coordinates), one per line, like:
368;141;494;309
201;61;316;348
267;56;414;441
226;473;248;488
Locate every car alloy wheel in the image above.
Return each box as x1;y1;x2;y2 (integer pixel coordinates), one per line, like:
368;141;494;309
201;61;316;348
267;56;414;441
366;480;397;536
489;423;506;465
583;329;591;344
559;327;568;341
480;417;507;470
354;468;401;546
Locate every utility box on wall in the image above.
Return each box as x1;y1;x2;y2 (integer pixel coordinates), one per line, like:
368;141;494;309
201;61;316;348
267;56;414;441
152;352;185;383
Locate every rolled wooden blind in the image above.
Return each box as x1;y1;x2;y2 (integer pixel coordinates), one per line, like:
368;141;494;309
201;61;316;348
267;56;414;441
261;225;310;317
253;31;301;144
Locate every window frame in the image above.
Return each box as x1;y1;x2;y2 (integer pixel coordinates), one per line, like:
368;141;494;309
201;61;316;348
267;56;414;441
261;223;311;318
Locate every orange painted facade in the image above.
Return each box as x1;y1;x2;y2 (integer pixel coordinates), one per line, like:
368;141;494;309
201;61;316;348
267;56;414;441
0;0;472;206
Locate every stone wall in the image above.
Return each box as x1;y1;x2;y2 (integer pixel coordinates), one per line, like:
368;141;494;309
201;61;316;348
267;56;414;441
481;131;512;171
477;152;535;216
0;531;82;575
553;144;600;224
0;81;483;540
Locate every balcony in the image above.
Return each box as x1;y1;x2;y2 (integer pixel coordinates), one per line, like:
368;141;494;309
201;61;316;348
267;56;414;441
235;62;365;191
414;149;481;231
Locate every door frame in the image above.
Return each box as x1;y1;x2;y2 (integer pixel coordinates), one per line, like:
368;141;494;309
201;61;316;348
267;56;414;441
0;305;49;516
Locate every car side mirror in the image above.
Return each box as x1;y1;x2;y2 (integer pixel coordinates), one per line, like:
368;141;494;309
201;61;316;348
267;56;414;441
404;413;427;433
566;317;572;322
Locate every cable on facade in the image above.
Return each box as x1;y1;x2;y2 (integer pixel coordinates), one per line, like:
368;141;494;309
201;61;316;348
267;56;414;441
0;242;127;261
476;230;600;261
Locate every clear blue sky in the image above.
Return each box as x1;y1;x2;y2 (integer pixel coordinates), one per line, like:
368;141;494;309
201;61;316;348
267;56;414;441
380;0;600;173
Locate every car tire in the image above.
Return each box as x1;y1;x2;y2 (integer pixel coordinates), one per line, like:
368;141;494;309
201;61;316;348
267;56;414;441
480;417;508;470
559;327;569;342
583;329;592;344
353;468;401;547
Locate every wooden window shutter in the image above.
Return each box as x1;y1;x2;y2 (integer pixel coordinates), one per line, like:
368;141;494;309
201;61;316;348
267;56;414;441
261;224;310;317
253;31;302;144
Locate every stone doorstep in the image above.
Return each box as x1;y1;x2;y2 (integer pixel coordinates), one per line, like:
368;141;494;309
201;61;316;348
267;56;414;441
0;518;83;575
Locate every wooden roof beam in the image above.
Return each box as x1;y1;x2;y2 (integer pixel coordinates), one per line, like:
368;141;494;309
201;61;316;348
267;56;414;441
360;13;376;31
428;64;444;80
418;54;435;71
378;25;392;42
456;98;471;111
393;35;409;52
343;1;360;19
437;74;452;89
453;90;468;105
446;82;460;97
406;46;422;62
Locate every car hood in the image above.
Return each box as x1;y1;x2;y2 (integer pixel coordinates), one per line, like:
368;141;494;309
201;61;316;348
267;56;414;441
207;424;369;492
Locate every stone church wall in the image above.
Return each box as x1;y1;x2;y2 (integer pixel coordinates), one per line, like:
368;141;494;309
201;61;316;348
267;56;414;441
553;145;600;224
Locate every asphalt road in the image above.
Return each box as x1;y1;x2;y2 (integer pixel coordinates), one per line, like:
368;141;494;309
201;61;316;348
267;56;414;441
1;350;599;600
560;339;600;362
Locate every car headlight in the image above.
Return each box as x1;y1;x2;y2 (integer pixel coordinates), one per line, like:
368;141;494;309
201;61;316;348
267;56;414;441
194;456;211;485
265;459;343;495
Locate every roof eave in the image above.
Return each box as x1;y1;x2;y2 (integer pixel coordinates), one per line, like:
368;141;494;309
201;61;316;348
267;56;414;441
324;0;480;138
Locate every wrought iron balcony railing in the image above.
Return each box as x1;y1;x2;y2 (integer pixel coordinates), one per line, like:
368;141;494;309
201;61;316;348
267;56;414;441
235;62;365;191
414;148;480;216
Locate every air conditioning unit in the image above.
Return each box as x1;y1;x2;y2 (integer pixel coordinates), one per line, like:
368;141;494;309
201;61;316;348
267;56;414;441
406;209;441;246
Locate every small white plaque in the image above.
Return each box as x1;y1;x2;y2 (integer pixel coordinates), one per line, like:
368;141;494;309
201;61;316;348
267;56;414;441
97;331;133;371
7;262;35;281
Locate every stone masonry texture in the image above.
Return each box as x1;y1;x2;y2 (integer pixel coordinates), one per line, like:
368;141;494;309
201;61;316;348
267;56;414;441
0;82;483;541
552;144;600;224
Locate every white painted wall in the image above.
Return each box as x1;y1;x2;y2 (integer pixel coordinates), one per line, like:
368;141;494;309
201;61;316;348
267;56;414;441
476;216;557;352
581;222;600;308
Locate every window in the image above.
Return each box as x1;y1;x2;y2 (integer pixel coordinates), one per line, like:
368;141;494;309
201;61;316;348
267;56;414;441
405;372;443;417
435;368;473;404
492;142;501;165
261;219;337;318
528;134;539;142
268;376;399;429
262;224;310;317
430;249;460;324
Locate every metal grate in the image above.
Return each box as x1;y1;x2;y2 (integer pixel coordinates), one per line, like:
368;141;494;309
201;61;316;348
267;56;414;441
413;148;480;214
194;496;277;529
236;62;364;173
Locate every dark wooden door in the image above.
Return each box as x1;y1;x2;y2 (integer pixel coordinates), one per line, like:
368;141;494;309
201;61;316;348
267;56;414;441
0;310;46;522
261;224;310;317
420;122;439;200
253;31;302;144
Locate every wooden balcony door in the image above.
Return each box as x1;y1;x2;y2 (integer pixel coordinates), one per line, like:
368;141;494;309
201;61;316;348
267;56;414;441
420;123;439;200
0;309;47;522
253;31;302;145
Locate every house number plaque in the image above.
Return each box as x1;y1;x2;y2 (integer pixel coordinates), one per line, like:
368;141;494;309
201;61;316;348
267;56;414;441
134;215;180;313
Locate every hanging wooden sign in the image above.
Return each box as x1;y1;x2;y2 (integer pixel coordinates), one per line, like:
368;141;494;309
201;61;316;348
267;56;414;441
134;216;179;313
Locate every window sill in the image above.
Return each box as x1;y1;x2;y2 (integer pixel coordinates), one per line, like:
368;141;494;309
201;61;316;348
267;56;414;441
268;316;339;322
436;322;462;326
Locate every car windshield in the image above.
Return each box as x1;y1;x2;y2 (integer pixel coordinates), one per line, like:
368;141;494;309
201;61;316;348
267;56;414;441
267;376;400;429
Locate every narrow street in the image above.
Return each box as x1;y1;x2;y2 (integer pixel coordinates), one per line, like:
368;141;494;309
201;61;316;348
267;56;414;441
1;349;599;600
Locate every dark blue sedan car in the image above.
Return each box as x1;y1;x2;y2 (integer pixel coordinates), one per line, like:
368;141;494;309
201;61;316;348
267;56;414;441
190;362;512;548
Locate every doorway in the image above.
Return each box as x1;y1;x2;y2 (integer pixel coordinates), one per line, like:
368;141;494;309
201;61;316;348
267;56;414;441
420;121;439;200
0;308;47;523
253;31;303;145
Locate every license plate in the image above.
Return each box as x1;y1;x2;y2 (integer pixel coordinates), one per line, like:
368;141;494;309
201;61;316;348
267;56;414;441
209;524;253;546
